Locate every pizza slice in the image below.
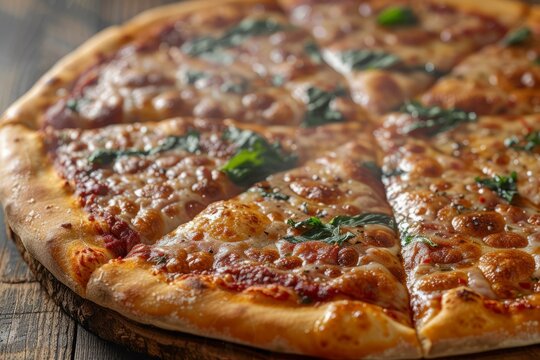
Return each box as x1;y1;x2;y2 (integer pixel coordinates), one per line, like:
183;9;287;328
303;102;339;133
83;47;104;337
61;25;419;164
8;0;366;130
422;8;540;115
377;102;540;206
85;138;421;359
279;0;526;114
0;114;364;292
380;114;540;356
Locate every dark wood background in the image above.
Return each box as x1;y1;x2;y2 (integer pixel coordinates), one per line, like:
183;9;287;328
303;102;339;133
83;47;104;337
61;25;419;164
0;1;178;359
2;1;540;359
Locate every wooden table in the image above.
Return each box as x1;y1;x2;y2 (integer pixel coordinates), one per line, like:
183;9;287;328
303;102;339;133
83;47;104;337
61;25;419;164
1;1;540;359
0;1;174;358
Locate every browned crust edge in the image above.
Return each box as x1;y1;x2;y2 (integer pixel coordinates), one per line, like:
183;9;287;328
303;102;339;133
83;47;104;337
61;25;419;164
418;288;540;358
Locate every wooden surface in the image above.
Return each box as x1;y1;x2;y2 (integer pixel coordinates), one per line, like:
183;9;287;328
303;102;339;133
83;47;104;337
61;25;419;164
0;2;172;359
1;0;540;359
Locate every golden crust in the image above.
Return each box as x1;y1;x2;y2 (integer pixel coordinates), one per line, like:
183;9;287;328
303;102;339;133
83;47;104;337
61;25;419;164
2;0;540;358
87;258;421;359
0;124;114;294
419;288;540;358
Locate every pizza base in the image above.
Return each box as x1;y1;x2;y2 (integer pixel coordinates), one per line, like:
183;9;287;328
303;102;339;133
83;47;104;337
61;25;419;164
2;0;540;358
86;258;421;359
420;288;540;358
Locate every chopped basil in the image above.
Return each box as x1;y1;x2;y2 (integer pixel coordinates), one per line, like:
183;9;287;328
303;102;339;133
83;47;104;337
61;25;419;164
304;41;323;64
221;128;297;186
402;232;438;248
330;213;396;229
362;161;383;179
284;213;396;245
475;172;518;203
182;18;285;57
184;70;208;84
303;86;346;127
284;217;355;245
502;27;532;46
401;101;477;136
340;50;400;71
377;6;418;27
504;131;540;152
256;186;290;201
89;131;200;165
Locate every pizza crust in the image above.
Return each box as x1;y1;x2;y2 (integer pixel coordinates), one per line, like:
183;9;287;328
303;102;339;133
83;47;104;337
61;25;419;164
419;288;540;358
0;124;113;294
87;258;422;359
2;0;540;358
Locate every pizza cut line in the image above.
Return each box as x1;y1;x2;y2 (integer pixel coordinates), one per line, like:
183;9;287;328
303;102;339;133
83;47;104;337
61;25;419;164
2;0;540;358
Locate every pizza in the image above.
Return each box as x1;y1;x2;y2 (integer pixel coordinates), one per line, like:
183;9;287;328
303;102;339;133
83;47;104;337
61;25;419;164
2;0;540;358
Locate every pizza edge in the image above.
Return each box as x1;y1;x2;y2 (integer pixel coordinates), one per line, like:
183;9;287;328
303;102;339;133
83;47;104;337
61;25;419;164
86;258;422;359
0;0;537;358
418;288;540;358
0;124;114;295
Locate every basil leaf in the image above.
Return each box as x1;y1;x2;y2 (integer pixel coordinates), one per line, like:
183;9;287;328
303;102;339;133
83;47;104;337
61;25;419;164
184;70;208;84
89;131;200;165
502;27;532;46
182;18;285;57
340;50;400;71
402;233;438;247
284;217;355;245
475;172;518;203
304;41;323;64
221;128;297;186
149;131;200;154
256;186;290;201
303;86;346;127
401;101;477;136
284;212;395;245
504;131;540;152
330;213;396;229
377;6;418;27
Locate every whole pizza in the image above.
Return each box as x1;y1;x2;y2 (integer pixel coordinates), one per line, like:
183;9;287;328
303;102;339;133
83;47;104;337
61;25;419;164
2;0;540;358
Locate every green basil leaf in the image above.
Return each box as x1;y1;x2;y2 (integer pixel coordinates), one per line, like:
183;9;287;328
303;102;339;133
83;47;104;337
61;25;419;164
475;172;518;203
402;233;438;247
401;101;477;136
89;131;200;165
184;70;208;84
377;6;418;27
303;86;346;127
284;212;395;245
504;131;540;152
304;41;323;64
340;50;400;71
256;186;290;201
330;213;396;229
182;18;285;57
221;128;297;186
502;27;532;46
